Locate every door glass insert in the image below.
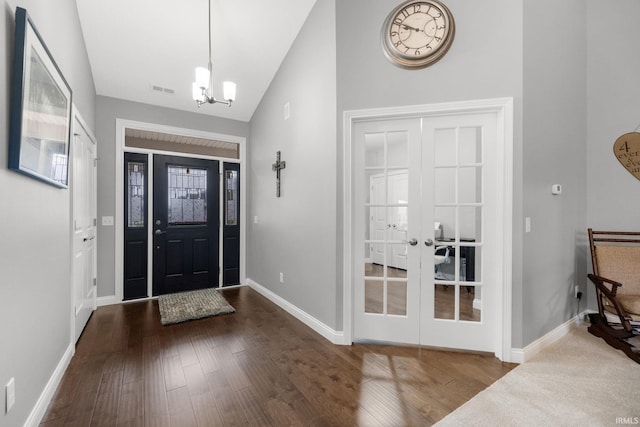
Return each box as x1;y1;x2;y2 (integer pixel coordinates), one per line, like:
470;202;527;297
365;280;384;314
127;162;145;228
387;281;407;315
434;284;455;320
459;285;481;322
225;170;238;226
167;166;207;225
432;122;484;322
362;129;410;319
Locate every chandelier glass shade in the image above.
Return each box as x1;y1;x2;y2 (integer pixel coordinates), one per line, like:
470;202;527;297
192;0;236;107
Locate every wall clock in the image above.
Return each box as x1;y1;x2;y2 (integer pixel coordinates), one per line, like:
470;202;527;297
381;0;455;69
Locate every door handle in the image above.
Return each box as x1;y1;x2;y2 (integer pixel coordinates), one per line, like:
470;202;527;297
405;238;418;246
424;239;434;247
83;236;95;242
155;229;166;235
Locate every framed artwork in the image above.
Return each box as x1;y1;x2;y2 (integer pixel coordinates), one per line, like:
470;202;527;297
8;7;72;188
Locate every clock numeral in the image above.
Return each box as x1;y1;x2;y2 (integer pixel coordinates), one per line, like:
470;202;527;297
401;9;410;18
393;17;402;25
413;4;422;13
394;41;402;48
620;141;630;153
390;31;399;37
415;49;421;56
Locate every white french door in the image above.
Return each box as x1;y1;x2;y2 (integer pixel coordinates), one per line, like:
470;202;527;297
72;115;97;343
353;112;500;353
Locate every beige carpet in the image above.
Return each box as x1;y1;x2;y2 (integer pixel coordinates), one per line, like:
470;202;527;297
436;323;640;426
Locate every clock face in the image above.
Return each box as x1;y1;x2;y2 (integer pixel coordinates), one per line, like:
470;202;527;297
382;0;455;69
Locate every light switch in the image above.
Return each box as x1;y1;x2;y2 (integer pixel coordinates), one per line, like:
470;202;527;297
283;102;290;120
253;216;258;224
102;216;114;226
525;217;531;233
551;184;562;195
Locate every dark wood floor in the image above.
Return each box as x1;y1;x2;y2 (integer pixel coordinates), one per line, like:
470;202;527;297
40;286;515;427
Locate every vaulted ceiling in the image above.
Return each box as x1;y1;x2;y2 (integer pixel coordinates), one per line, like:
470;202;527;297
76;0;317;122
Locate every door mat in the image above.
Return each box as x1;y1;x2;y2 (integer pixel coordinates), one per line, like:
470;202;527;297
158;288;235;325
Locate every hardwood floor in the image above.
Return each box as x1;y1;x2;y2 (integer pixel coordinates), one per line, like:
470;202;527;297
40;287;515;427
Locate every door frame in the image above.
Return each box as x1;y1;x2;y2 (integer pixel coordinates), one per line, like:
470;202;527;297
114;119;246;303
342;98;514;361
70;105;98;343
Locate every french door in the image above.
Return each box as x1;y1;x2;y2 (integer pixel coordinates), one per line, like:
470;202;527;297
353;112;499;352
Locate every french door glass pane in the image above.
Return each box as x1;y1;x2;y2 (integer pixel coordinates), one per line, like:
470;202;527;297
365;280;384;314
459;285;481;322
434;284;454;319
167;166;207;225
387;281;407;315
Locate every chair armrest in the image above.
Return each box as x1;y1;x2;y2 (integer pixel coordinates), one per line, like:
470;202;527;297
587;274;634;333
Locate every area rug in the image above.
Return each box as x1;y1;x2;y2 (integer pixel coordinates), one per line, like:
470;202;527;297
435;322;640;426
158;288;235;325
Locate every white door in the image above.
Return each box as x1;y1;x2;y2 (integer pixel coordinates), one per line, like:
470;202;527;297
72;117;97;342
354;119;422;344
354;112;499;352
419;113;497;352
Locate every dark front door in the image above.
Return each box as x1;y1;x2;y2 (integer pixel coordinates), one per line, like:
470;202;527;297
153;154;220;295
124;152;148;300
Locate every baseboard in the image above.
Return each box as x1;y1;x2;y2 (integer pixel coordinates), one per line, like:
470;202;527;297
510;311;587;364
97;295;118;307
24;342;74;427
246;279;346;345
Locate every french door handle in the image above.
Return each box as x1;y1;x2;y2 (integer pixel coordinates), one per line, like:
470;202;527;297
83;236;95;242
405;238;418;246
424;239;434;247
155;229;166;235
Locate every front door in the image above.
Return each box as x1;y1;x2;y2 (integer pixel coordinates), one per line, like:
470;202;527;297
353;112;500;353
152;155;220;295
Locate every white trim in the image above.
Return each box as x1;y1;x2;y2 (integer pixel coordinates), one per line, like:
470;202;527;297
343;98;514;360
97;295;118;307
246;279;347;345
115;119;247;302
510;312;586;364
23;343;74;427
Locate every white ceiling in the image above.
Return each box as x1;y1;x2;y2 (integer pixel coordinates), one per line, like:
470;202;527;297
75;0;317;122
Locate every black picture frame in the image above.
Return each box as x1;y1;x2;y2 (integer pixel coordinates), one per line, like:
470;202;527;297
8;7;72;188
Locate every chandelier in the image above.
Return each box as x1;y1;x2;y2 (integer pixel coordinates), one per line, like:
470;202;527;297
192;0;236;107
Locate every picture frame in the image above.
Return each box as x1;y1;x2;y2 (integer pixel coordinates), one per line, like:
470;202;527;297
8;7;72;188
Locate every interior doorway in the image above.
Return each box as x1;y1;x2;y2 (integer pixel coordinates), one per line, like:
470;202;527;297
344;99;513;360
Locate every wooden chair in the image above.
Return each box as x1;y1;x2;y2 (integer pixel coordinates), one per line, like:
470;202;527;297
587;228;640;363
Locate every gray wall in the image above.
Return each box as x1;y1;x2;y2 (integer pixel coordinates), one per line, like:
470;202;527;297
336;0;525;342
521;0;587;345
0;0;95;425
586;1;640;307
247;0;338;328
95;96;249;298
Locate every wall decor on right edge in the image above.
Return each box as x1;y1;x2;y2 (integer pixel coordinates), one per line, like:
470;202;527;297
613;132;640;181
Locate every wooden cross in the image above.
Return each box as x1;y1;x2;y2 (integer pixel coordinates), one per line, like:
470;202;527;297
271;151;286;197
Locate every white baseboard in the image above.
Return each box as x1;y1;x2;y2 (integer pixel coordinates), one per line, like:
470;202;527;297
510;311;587;364
24;343;74;427
246;279;347;345
97;295;118;307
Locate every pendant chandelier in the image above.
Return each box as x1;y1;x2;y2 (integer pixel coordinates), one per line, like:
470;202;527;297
192;0;236;107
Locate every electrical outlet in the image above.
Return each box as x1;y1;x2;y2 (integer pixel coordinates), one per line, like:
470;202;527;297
279;272;284;283
6;377;15;413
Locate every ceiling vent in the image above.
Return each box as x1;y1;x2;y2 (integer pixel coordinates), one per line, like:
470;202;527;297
151;85;175;95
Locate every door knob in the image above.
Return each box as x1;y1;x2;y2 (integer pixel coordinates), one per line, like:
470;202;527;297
405;238;418;246
424;239;434;247
155;229;166;235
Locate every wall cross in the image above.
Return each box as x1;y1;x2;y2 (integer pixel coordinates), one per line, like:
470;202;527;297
271;151;286;197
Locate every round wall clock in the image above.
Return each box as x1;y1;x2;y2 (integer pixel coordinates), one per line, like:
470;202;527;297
381;0;455;69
